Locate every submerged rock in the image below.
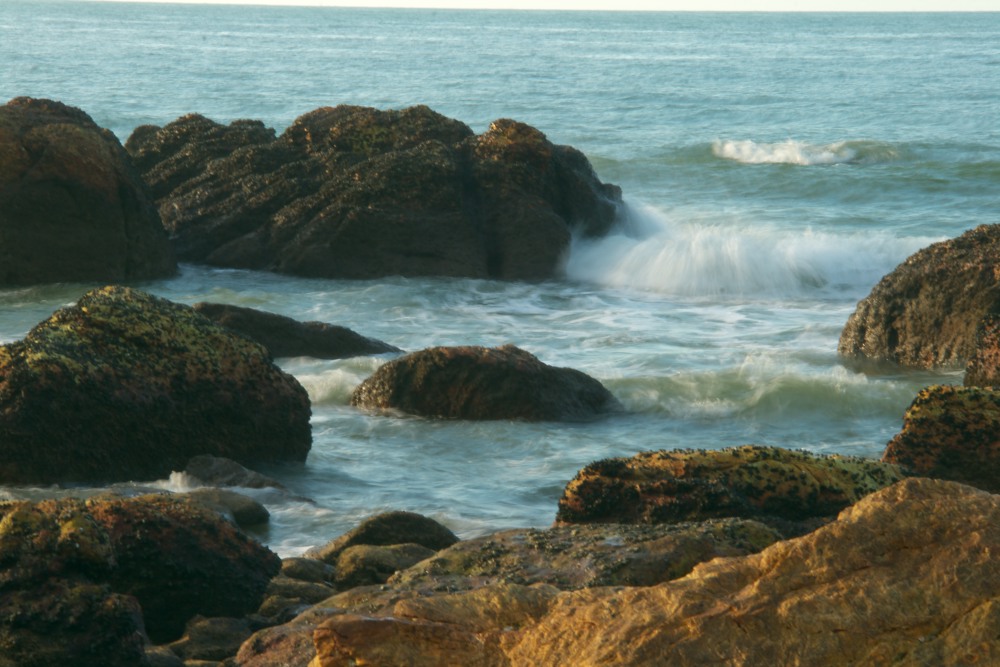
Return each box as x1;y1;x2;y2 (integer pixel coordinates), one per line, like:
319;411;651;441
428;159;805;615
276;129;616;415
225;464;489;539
556;445;908;536
125;105;621;281
0;97;176;286
350;344;621;421
882;384;1000;493
0;286;311;484
838;224;1000;369
308;478;1000;666
192;301;401;359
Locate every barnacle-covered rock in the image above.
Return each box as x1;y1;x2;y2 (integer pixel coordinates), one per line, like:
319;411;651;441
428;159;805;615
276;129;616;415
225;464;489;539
964;314;1000;387
126;105;621;281
350;344;621;421
0;495;279;661
838;224;1000;369
882;384;1000;492
556;445;908;536
0;97;175;286
0;285;311;484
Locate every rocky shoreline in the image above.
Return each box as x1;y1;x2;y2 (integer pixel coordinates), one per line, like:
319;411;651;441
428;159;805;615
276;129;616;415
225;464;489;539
5;97;1000;664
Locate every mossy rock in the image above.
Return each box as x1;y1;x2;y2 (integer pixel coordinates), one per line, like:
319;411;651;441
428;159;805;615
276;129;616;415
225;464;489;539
0;285;311;484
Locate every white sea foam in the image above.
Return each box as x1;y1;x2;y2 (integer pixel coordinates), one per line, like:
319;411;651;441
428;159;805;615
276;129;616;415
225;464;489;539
566;203;936;297
712;139;896;166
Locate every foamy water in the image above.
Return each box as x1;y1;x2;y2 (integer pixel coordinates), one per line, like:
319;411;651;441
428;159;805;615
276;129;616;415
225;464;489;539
1;4;997;555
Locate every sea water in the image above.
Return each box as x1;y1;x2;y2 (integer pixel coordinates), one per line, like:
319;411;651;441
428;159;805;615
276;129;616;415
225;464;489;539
1;2;998;555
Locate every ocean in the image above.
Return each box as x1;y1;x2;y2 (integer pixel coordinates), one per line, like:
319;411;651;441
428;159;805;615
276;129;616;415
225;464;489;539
2;1;999;556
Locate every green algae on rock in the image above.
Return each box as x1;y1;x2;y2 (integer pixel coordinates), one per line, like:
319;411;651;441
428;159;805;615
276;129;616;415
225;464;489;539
0;286;311;484
0;494;279;662
556;445;909;536
883;384;1000;493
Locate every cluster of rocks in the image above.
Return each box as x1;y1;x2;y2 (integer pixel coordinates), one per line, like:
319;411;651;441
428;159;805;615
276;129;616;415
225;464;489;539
6;94;1000;664
1;97;622;287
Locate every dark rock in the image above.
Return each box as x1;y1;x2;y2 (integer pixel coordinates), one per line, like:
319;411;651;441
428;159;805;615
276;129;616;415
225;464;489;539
350;344;621;421
0;97;176;286
181;488;270;529
166;616;252;662
333;543;437;589
125;105;621;281
280;556;334;583
87;494;281;643
184;455;286;491
0;495;280;660
556;445;909;537
192;302;401;359
144;645;185;667
306;510;458;565
0;286;311;484
882;384;1000;493
0;499;148;667
965;314;1000;386
838;224;1000;369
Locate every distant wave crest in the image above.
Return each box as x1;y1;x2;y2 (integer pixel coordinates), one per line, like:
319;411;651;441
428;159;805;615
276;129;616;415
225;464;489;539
712;139;898;166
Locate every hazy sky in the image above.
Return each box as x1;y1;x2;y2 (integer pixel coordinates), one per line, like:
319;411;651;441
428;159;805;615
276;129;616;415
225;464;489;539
92;0;999;10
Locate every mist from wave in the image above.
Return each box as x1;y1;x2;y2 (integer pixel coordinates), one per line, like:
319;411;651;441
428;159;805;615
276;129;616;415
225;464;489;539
565;202;940;298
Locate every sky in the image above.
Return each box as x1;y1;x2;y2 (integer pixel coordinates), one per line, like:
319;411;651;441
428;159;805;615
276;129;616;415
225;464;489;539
89;0;1000;10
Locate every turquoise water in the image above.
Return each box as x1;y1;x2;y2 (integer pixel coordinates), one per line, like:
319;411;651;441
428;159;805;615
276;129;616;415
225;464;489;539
2;2;998;555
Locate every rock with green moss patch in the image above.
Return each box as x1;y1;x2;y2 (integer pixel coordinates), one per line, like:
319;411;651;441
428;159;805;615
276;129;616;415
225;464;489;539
556;445;909;537
882;384;1000;493
0;97;176;286
0;285;311;484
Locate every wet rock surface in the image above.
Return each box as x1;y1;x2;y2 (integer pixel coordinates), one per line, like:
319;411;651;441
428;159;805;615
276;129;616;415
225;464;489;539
125;105;621;281
964;313;1000;387
0;97;176;286
192;301;401;359
0;286;311;484
838;223;1000;369
556;445;908;536
350;344;622;421
882;384;1000;493
0;495;279;661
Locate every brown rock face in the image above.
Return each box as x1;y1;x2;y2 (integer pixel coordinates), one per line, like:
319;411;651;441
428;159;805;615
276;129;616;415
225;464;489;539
309;478;1000;666
883;384;1000;492
838;224;1000;369
965;313;1000;386
556;445;908;536
350;344;621;421
125;105;622;281
0;97;176;286
0;286;311;484
192;302;401;359
306;511;459;566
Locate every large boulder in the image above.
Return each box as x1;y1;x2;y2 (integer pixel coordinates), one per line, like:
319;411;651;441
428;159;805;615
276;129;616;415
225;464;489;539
350;344;621;421
556;445;908;536
838;224;1000;369
0;286;311;484
0;97;175;286
308;478;1000;666
125;105;622;280
882;384;1000;493
306;510;459;566
192;301;401;359
0;495;279;660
